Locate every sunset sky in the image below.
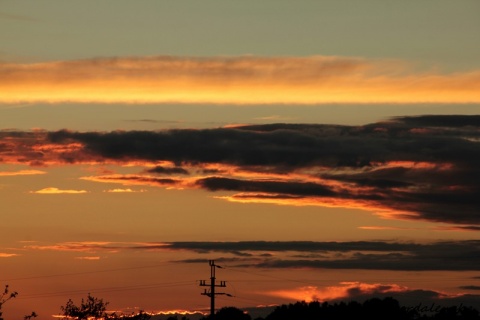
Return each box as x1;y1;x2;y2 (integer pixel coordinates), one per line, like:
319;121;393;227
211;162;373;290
1;1;480;319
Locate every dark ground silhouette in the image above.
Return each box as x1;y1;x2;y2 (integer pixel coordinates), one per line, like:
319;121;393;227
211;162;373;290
190;297;480;320
259;297;480;320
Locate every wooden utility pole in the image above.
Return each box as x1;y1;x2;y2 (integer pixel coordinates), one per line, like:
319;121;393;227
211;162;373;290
199;260;227;319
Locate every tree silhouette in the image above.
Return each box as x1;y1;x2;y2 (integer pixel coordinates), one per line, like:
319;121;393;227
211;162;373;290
0;285;37;320
214;307;251;320
263;297;480;320
166;316;190;320
361;297;410;320
60;294;151;320
110;310;151;320
61;293;110;320
0;285;17;320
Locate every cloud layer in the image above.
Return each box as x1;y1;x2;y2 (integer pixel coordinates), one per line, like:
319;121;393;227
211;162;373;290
21;239;480;309
1;115;479;225
23;239;480;272
1;56;480;104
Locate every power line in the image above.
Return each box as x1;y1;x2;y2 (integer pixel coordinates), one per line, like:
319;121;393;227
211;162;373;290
222;265;470;284
221;265;317;286
17;280;195;300
217;293;276;307
0;263;171;282
3;261;471;284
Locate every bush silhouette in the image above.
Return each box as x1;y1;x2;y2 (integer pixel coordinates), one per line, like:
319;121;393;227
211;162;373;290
215;307;251;320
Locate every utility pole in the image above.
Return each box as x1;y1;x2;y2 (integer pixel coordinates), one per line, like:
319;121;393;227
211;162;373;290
199;260;228;319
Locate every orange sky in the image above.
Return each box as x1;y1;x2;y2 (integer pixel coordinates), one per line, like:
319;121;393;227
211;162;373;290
2;1;480;319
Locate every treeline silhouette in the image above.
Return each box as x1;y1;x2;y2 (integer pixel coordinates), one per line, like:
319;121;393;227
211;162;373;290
192;297;480;320
260;297;480;320
3;285;480;320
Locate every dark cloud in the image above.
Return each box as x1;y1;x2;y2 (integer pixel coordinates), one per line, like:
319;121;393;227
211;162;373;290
173;257;257;265
90;175;181;186
165;241;419;252
393;115;480;128
253;255;475;271
196;177;335;196
46;116;480;169
457;226;480;231
459;286;480;291
25;240;480;272
164;240;480;271
3;115;480;225
147;166;189;175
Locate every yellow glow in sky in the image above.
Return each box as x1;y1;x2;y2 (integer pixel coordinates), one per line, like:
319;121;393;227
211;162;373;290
1;56;480;104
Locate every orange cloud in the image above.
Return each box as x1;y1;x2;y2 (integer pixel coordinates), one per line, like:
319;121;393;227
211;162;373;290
26;241;115;252
358;226;416;231
150;310;207;317
432;225;480;232
24;241;172;253
75;256;101;260
268;282;409;302
104;188;147;193
80;174;187;189
0;169;46;176
216;192;420;221
30;187;88;194
0;253;19;258
1;56;480;104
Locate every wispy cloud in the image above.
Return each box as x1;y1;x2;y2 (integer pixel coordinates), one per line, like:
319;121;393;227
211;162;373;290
1;56;480;104
103;188;147;193
25;240;480;272
168;240;480;272
434;225;480;232
74;256;101;260
82;174;182;189
254;115;297;121
0;253;19;258
358;226;418;231
0;169;46;176
459;286;480;291
30;187;88;194
26;241;118;252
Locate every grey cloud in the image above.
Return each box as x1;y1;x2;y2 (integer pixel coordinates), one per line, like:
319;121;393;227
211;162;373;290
147;166;190;175
26;239;480;269
3;114;477;225
25;240;480;272
165;241;420;253
456;226;480;231
196;177;335;196
459;286;480;291
47;116;480;169
164;240;480;271
393;115;480;128
98;175;180;185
